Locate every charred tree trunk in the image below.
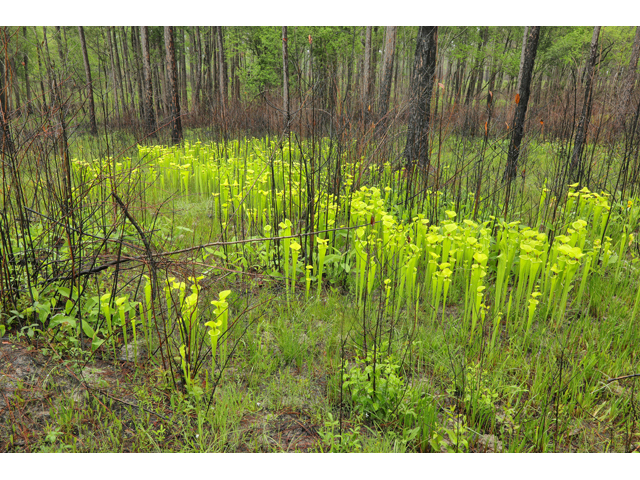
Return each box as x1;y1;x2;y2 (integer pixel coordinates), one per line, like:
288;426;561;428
140;26;157;138
403;26;438;169
282;26;290;134
619;26;640;129
22;27;32;114
344;26;356;111
217;26;228;112
503;26;540;207
131;27;145;119
180;28;188;114
378;26;397;123
106;27;121;123
0;42;15;155
10;57;20;115
190;27;201;114
516;27;529;92
111;27;127;116
32;27;48;114
203;29;213;113
362;26;373;116
571;26;601;183
164;26;182;145
78;27;98;134
120;28;135;112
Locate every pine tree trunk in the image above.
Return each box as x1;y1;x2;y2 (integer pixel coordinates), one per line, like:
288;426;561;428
516;27;529;92
180;28;188;114
344;26;356;111
120;27;136;116
233;49;240;103
363;26;372;114
403;26;438;168
78;27;98;134
618;26;640;128
0;32;15;156
106;27;120;123
32;27;48;114
282;26;290;134
504;26;541;186
140;26;156;138
370;27;379;107
203;29;213;113
157;38;168;118
164;26;182;145
22;27;33;114
55;27;65;98
10;56;21;115
189;28;201;114
378;26;397;121
217;26;228;112
571;26;601;183
131;27;145;119
111;27;127;116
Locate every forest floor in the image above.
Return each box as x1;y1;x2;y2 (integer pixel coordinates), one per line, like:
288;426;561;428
0;335;324;452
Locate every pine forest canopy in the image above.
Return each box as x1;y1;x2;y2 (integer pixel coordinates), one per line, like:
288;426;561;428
1;26;638;128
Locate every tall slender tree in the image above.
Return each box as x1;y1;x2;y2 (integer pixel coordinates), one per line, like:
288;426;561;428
403;26;438;169
378;26;397;122
78;27;98;134
22;27;32;114
217;26;228;111
571;26;601;183
282;26;290;134
516;26;529;92
106;26;121;122
619;26;640;128
164;26;182;144
140;26;156;138
0;29;14;155
362;26;373;114
503;26;541;193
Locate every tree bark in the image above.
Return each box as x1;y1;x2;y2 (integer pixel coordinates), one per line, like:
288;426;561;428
111;27;127;115
363;26;373;114
32;27;48;114
516;27;529;92
504;26;541;184
180;28;188;114
164;26;182;145
120;27;135;115
282;26;290;134
131;27;145;119
619;26;640;127
0;30;15;156
203;28;213;112
189;27;201;114
403;26;438;168
344;26;356;111
217;26;228;111
378;26;397;120
140;26;156;138
106;26;121;123
10;56;20;115
571;26;601;182
22;27;32;114
78;27;98;134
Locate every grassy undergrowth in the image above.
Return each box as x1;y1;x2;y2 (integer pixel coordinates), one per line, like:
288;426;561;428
2;135;640;452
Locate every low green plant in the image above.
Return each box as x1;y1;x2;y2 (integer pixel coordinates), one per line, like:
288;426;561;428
318;412;363;452
342;344;406;423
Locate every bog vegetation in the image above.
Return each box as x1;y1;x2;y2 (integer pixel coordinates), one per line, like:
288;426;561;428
1;25;640;452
